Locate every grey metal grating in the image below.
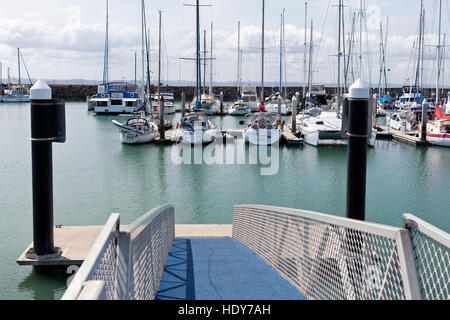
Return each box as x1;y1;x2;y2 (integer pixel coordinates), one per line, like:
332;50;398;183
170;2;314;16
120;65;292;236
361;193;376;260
91;223;120;300
129;207;175;300
233;206;409;300
404;214;449;300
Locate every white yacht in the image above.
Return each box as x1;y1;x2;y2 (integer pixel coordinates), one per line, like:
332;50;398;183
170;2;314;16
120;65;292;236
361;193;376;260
296;111;377;147
427;105;450;147
306;84;330;109
174;112;218;145
387;112;414;132
152;93;176;114
265;93;291;115
92;82;143;115
228;100;251;115
242;112;281;146
112;116;159;144
241;86;258;111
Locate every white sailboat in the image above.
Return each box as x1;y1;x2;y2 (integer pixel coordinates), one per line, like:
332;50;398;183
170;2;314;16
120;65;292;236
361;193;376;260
426;0;450;147
243;0;281;146
112;116;159;144
0;49;31;103
228;101;251;115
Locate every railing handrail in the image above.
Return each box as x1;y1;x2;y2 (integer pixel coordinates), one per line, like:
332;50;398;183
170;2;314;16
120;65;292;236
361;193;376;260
62;213;120;300
235;204;403;238
403;213;450;247
124;204;173;237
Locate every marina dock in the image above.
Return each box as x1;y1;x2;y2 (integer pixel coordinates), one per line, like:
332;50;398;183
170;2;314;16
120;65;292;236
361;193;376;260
17;224;232;267
377;126;429;146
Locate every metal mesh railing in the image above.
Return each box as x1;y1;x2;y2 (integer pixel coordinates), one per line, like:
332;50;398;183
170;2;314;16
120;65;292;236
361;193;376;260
62;205;175;300
403;214;450;300
126;205;175;300
233;205;422;300
62;214;120;300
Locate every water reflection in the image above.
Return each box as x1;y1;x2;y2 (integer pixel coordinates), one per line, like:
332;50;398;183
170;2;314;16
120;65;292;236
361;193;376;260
18;269;67;300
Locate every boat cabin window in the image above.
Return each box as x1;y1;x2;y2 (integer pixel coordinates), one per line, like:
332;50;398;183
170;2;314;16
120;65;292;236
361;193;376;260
111;100;123;106
126;101;136;107
96;101;108;107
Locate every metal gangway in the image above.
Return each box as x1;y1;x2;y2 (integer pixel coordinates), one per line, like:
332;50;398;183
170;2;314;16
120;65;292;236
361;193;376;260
62;204;449;300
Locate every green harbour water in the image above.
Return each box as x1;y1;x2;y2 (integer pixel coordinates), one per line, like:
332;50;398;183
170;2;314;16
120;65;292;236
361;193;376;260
0;102;449;300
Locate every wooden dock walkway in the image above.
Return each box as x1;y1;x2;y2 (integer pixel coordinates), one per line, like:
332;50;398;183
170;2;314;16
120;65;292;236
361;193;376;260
377;126;429;146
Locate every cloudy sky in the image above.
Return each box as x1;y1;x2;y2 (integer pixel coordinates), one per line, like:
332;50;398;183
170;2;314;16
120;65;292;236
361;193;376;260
1;0;450;87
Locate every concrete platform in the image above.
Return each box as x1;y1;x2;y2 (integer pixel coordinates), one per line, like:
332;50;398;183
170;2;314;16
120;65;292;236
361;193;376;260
17;224;233;267
17;226;104;266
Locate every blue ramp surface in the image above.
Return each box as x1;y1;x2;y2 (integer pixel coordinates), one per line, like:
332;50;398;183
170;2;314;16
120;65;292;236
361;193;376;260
156;238;307;300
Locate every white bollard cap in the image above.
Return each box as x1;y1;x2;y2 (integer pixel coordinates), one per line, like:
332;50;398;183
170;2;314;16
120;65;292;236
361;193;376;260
349;79;369;100
30;79;52;100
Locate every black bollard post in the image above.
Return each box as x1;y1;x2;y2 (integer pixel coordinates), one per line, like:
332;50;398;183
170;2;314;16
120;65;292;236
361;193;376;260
220;91;224;114
30;80;65;257
159;96;165;140
181;91;186;119
421;99;428;142
346;79;369;221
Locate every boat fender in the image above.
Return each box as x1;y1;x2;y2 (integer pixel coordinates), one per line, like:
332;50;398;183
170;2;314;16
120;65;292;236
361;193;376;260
176;122;180;129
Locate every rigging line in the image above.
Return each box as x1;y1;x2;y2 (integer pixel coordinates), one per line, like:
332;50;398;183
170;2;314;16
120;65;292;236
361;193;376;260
313;0;332;82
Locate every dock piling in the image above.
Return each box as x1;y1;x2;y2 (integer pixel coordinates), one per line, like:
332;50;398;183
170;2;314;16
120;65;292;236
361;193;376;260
291;93;298;133
159;97;165;140
346;79;369;221
181;91;186;119
421;99;428;142
30;80;65;258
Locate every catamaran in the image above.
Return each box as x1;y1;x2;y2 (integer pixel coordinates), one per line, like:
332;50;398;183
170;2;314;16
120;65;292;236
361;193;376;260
90;0;145;115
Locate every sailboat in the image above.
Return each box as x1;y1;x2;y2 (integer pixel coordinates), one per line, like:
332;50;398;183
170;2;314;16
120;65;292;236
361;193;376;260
174;0;218;145
191;27;217;115
427;0;450;147
296;0;376;147
0;48;31;103
229;21;251;116
111;0;159;144
265;10;291;116
243;0;281;146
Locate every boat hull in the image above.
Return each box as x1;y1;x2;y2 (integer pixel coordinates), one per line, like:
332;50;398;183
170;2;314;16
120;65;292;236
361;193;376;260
175;129;218;145
120;132;158;144
244;129;281;146
427;134;450;147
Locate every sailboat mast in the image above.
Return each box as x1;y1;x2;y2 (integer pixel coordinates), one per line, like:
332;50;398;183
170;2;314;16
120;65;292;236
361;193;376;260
279;11;283;97
17;48;21;87
303;1;308;105
210;23;213;95
308;20;313;93
203;30;207;96
158;11;162;103
237;21;241;96
261;0;265;103
337;0;342;114
141;0;145;87
359;0;363;77
436;0;442;105
197;0;201;103
103;0;109;84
